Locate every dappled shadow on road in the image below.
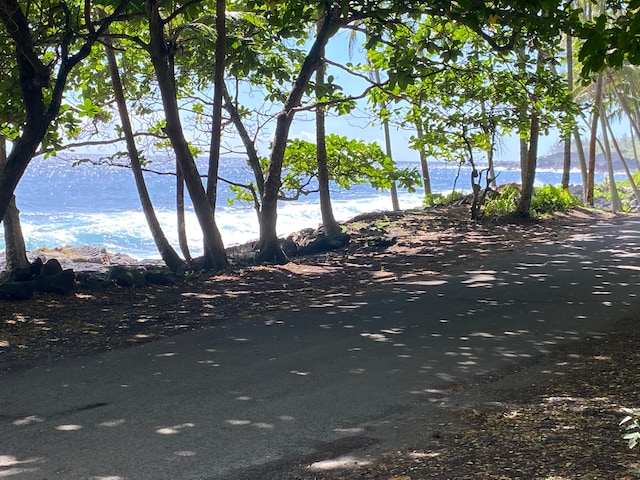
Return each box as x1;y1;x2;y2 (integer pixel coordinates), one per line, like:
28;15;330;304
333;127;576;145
2;212;640;478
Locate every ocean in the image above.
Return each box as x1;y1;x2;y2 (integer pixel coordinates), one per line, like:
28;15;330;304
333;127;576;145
3;156;601;260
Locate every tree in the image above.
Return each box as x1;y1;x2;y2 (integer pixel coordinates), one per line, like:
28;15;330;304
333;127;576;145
0;136;28;273
314;15;342;238
0;0;128;223
145;0;228;270
103;33;187;273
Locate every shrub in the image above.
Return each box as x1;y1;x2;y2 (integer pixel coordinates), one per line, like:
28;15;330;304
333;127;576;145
483;184;581;218
423;191;464;208
531;184;580;216
483;184;520;216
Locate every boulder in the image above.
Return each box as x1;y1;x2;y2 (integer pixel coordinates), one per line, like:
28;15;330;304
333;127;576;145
40;258;63;276
284;229;350;257
35;268;75;295
145;269;176;286
0;281;36;300
106;265;146;288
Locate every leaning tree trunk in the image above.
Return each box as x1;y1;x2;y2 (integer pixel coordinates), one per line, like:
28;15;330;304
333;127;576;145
515;111;540;216
573;127;589;200
315;40;341;237
586;72;604;206
375;69;400;211
599;102;622;211
205;0;226;211
605;111;640;206
0;136;28;273
176;165;192;263
517;45;547;215
223;86;264;225
414;122;432;197
561;32;574;190
147;0;228;271
223;85;264;197
257;13;336;264
104;37;187;273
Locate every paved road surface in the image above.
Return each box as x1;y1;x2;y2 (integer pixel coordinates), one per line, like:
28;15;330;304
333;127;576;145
2;215;640;479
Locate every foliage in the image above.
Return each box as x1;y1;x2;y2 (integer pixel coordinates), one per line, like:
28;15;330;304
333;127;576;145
279;134;422;199
483;184;521;216
423;191;464;208
621;408;640;449
577;2;640;76
530;184;581;216
484;184;580;218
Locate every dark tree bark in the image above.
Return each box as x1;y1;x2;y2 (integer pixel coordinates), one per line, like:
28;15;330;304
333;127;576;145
586;72;604;207
315;29;341;237
223;85;265;198
206;0;227;211
516;48;545;217
104;37;187;273
256;12;337;264
0;137;28;273
561;33;573;190
176;166;193;263
414;123;432;197
515;111;540;216
146;0;228;271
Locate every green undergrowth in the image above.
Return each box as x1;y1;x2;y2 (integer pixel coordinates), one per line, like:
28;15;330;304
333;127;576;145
423;191;465;207
484;184;581;218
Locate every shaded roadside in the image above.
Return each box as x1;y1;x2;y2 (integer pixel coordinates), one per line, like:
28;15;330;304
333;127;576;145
272;316;640;479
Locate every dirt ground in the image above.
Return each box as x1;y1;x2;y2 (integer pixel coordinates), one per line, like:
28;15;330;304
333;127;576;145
1;205;640;479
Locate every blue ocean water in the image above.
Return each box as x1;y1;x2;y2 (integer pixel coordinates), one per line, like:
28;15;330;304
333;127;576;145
3;156;600;260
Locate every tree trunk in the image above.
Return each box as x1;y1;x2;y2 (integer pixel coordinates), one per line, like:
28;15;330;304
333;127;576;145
561;33;574;189
415;122;432;196
573;127;588;200
223;85;265;197
519;137;529;186
0;0;48;222
104;37;187;273
604;109;640;206
375;69;399;211
383;120;400;211
256;12;336;264
586;72;604;206
515;111;540;216
315;36;341;237
205;0;226;211
600;102;622;211
516;48;545;217
0;137;28;273
176;165;192;263
147;0;228;271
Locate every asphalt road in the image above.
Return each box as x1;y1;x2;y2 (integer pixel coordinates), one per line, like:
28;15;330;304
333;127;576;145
2;215;640;479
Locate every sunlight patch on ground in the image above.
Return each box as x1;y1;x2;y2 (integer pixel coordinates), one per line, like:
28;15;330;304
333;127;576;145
307;455;373;472
55;424;82;431
12;415;44;426
175;451;196;457
98;419;125;427
155;423;195;435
